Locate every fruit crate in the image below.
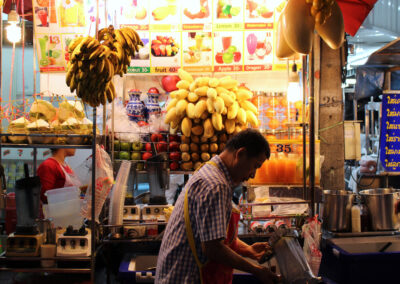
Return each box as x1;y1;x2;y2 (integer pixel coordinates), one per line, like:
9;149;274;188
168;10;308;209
109;131;183;171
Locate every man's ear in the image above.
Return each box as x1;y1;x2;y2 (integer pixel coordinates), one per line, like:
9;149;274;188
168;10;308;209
235;147;247;161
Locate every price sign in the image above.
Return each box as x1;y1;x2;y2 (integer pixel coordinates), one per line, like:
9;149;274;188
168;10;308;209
380;93;400;172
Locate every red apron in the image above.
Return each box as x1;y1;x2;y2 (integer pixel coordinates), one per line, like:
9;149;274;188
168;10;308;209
184;161;240;284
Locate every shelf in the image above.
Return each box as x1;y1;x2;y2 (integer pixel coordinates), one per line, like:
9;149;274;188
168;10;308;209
239;200;310;207
0;255;91;261
0;267;91;274
241;214;308;221
0;143;93;149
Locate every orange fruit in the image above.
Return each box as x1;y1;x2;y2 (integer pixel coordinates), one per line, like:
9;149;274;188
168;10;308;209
265;107;275;118
281;119;288;128
269;118;280;129
278;97;288;108
266;97;277;107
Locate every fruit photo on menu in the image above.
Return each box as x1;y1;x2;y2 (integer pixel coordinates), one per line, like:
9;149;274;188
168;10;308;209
35;6;49;27
121;0;148;22
183;0;210;20
151;35;179;57
245;31;272;62
182;32;212;65
216;0;241;19
214;32;243;65
151;0;178;22
246;0;274;19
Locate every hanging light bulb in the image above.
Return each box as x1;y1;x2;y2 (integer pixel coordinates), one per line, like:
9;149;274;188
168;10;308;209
287;63;302;103
6;3;21;43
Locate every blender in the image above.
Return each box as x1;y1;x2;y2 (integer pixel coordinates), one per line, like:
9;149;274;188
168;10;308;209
142;154;171;223
6;164;44;256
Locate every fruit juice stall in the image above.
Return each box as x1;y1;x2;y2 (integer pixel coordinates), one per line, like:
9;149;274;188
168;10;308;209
0;0;351;282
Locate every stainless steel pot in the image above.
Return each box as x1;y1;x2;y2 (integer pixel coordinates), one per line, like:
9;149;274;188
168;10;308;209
359;188;400;231
322;190;354;232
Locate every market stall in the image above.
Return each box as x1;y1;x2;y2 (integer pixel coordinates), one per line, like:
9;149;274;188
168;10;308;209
0;0;357;283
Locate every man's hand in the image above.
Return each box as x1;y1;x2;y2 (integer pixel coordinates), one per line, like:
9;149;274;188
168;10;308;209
253;265;280;284
248;242;273;262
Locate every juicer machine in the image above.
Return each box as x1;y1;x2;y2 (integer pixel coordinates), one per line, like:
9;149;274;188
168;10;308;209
6;165;44;256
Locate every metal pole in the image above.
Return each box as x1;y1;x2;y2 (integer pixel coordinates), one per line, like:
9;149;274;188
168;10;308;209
90;1;99;282
302;56;307;201
309;49;316;216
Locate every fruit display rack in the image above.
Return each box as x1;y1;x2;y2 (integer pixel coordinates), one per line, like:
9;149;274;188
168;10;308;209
0;110;99;281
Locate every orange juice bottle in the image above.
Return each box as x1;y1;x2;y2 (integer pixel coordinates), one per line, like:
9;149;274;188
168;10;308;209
285;153;297;184
267;153;278;184
259;160;270;183
276;152;286;184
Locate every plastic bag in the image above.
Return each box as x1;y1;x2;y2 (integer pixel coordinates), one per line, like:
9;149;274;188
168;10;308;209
270;197;309;216
81;145;114;222
301;216;322;277
274;236;319;284
74;156;92;195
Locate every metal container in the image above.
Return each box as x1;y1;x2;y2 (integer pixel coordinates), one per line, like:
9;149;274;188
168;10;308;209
322;190;354;232
359;188;400;231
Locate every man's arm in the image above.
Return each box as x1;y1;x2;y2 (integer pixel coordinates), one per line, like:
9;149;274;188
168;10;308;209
234;238;271;261
203;239;277;284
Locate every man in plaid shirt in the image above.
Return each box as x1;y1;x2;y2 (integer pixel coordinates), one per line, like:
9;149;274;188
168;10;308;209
156;129;278;284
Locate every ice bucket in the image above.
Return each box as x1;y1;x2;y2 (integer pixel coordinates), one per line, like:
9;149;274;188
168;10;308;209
322;190;354;232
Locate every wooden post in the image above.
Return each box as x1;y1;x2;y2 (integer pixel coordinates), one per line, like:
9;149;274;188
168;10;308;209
317;36;345;190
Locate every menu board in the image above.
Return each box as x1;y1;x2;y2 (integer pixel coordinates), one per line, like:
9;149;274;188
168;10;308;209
380;92;400;172
33;0;291;73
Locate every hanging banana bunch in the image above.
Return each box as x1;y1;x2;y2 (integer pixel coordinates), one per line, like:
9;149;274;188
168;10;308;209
66;25;143;107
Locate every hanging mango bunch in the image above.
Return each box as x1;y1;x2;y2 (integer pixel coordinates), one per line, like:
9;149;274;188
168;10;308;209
276;0;344;58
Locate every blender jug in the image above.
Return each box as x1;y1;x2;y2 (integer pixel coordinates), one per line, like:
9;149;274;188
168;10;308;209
147;153;169;205
15;164;41;235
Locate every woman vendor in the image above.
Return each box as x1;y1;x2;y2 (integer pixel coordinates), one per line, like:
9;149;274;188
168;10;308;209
37;148;81;203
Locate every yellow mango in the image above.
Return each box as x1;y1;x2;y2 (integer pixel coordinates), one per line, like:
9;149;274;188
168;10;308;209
240;100;258;115
181;117;192;137
178;68;194;83
212;113;223;131
207;98;215;114
225;119;235;134
207;88;217;99
236;89;253;101
176;80;190;90
246;110;259;127
189;81;196;92
195;86;209;97
176;99;188;116
186;103;195;119
209;78;220;88
166;98;178;111
188;92;199;103
213;97;225;114
203;118;215;138
227;101;239;120
175;89;189;100
218;92;234;107
164;107;177;124
237;108;247;125
218;76;238;89
194;100;207;118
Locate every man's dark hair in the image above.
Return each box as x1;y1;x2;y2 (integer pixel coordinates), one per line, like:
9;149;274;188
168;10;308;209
225;129;270;159
50;148;58;155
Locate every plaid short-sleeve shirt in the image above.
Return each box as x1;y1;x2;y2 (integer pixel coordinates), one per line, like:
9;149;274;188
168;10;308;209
155;155;235;283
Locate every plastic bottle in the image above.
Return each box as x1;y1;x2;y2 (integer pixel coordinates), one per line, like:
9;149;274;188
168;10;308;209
351;204;361;233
